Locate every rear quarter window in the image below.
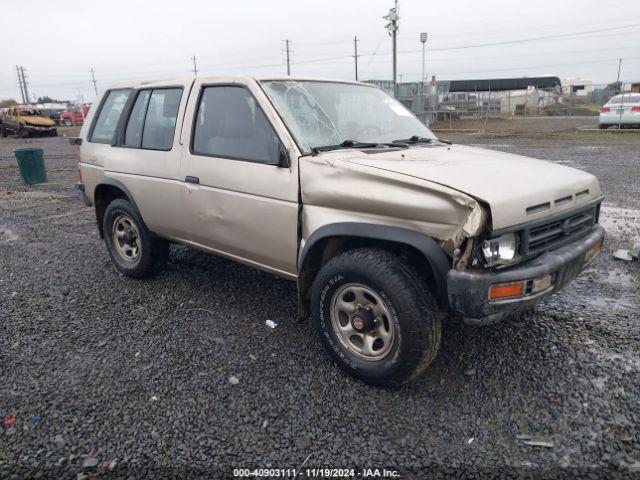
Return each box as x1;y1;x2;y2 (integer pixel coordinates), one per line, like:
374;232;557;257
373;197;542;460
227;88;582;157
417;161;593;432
122;87;182;151
89;89;132;143
141;88;182;150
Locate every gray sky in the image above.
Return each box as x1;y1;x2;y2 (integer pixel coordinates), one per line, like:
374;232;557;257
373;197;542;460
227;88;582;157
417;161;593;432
3;0;640;102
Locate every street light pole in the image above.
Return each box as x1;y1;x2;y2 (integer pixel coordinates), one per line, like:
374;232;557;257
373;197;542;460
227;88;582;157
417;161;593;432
420;32;428;84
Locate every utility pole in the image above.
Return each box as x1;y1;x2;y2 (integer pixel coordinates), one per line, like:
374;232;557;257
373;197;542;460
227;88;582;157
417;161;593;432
616;58;624;129
284;40;292;76
353;36;360;81
16;66;26;104
384;1;399;96
191;55;198;75
90;68;98;95
420;32;428;83
20;66;30;104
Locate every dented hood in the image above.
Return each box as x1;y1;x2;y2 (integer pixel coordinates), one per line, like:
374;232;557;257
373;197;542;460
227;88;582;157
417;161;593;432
323;144;601;230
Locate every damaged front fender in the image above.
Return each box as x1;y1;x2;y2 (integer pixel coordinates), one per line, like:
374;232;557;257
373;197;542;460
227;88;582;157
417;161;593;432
300;155;487;268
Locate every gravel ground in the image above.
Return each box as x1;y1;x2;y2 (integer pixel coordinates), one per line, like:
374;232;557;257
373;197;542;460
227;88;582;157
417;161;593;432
1;120;639;479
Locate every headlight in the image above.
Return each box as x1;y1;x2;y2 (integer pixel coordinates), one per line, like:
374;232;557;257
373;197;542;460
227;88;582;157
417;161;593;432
482;232;518;266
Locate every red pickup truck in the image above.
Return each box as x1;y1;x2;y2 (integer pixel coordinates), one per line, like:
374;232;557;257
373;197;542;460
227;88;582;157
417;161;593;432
60;105;90;126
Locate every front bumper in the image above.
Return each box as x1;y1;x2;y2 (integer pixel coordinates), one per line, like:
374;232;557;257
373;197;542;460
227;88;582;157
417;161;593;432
447;225;605;325
74;182;91;206
24;125;56;135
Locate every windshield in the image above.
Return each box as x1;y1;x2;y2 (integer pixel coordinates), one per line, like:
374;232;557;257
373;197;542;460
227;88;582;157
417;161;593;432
261;80;437;154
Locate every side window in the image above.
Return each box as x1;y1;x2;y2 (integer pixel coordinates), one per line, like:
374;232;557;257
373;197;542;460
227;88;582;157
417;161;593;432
123;88;182;150
142;88;182;150
192;86;280;164
90;89;131;143
124;90;151;147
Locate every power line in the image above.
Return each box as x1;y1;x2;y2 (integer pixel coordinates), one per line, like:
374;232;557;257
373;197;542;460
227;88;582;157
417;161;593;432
401;22;640;55
362;35;386;75
24;53;640;90
16;22;639;82
399;57;640;79
14;16;640;79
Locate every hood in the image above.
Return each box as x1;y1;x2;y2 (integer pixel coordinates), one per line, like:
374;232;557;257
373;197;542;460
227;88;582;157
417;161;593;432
318;144;602;230
22;116;55;127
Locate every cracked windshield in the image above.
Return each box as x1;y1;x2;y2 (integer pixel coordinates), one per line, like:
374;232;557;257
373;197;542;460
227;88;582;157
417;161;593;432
262;80;436;153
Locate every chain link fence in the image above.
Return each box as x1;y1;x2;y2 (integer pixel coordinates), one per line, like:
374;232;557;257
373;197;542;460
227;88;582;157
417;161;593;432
367;79;639;124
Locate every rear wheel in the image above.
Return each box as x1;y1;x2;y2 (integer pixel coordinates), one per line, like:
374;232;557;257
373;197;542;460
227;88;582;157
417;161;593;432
18;126;29;138
311;248;442;387
103;198;169;278
598;124;609;130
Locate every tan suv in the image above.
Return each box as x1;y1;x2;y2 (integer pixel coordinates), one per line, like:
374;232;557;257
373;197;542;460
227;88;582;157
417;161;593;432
73;76;605;386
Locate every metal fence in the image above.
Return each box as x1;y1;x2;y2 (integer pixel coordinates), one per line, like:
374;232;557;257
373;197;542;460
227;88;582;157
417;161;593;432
368;80;639;123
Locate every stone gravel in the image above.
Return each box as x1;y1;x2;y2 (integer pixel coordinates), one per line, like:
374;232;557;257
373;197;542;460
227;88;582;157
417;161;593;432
0;120;638;479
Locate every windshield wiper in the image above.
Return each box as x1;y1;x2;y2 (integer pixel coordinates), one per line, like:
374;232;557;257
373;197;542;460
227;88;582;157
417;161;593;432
311;139;408;155
392;135;452;145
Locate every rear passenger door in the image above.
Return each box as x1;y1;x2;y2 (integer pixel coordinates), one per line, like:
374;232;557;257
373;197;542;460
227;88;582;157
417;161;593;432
179;78;300;277
88;82;190;238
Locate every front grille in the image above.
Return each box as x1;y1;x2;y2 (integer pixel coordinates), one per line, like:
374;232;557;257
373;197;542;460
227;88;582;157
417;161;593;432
520;203;599;257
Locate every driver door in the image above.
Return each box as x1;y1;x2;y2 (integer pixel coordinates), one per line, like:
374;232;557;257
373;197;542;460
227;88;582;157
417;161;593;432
178;77;300;277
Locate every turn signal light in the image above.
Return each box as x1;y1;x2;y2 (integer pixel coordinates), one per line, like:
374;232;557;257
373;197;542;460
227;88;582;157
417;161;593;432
584;239;603;265
489;282;525;300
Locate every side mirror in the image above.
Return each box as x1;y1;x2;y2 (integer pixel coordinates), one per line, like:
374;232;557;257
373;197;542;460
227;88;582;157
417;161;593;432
278;144;289;168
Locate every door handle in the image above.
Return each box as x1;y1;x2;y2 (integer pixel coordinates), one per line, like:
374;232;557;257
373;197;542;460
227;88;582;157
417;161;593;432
185;176;199;184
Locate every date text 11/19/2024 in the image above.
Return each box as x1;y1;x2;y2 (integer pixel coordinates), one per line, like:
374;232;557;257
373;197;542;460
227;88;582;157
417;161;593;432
233;468;400;478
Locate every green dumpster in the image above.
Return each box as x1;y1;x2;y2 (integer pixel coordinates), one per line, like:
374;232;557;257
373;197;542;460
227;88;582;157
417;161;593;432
14;147;47;185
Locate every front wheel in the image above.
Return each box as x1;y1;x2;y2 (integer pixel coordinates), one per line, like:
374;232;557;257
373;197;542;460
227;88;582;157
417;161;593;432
103;198;169;278
311;248;442;387
0;125;6;137
18;127;29;138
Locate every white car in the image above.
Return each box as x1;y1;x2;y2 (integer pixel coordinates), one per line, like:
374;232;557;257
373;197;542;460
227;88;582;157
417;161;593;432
599;93;640;129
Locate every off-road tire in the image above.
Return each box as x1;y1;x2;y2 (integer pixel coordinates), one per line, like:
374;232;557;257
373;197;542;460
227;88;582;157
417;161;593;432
311;248;442;387
103;198;169;278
